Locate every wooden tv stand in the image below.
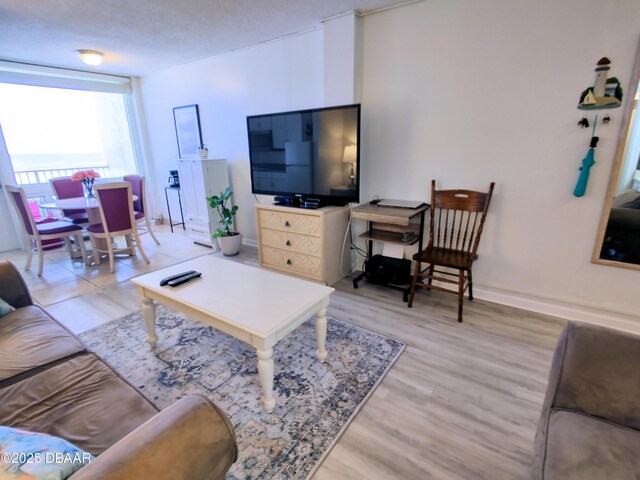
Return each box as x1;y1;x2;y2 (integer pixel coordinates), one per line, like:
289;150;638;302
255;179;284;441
256;204;350;286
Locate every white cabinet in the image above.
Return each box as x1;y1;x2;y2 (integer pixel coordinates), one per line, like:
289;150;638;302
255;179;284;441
178;159;230;246
256;204;350;286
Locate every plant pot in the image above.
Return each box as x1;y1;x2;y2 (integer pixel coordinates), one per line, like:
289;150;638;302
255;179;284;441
217;233;242;256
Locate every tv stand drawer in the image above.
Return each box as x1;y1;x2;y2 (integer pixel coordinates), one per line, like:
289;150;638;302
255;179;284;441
260;229;322;256
261;247;323;281
258;209;321;236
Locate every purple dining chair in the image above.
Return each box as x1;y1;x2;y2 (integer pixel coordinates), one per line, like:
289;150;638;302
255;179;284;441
50;177;89;225
123;174;160;245
89;182;149;273
6;185;88;276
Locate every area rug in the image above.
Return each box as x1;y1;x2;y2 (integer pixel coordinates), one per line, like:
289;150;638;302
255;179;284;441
79;305;405;479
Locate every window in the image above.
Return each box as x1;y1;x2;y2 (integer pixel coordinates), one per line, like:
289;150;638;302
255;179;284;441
0;83;137;185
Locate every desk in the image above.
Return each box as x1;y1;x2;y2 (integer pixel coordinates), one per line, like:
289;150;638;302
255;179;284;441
164;186;185;232
352;202;429;299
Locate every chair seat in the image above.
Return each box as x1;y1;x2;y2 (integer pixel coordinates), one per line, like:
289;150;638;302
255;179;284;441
87;223;106;234
133;210;144;220
412;247;477;270
36;221;83;235
63;212;89;224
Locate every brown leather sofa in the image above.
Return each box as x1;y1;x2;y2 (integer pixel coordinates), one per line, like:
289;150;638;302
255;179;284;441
532;321;640;479
0;260;237;479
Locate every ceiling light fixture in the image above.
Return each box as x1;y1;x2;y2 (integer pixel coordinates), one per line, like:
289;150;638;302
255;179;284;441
76;50;103;66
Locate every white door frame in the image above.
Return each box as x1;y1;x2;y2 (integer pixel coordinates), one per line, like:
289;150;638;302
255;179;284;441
0;126;22;252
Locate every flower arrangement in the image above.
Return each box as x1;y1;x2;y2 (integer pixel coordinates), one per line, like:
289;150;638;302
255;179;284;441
71;170;101;199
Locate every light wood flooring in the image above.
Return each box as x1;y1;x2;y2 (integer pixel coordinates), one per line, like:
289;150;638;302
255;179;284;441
0;224;566;479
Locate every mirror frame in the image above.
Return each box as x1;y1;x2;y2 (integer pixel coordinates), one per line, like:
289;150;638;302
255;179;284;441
592;38;640;270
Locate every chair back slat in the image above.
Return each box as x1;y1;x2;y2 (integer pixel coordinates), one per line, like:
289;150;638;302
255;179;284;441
95;182;135;233
6;186;36;236
428;180;495;256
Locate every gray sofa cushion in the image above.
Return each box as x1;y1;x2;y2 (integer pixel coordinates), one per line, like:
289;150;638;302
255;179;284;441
0;353;158;455
0;305;86;384
543;409;640;479
552;322;640;431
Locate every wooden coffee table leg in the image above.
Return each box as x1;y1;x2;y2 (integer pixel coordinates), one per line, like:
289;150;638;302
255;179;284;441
315;308;328;362
142;297;158;347
257;348;275;413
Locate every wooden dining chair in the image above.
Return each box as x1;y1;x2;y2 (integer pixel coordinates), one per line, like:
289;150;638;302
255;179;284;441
6;185;88;276
50;176;89;225
89;182;149;274
407;180;495;322
123;174;160;245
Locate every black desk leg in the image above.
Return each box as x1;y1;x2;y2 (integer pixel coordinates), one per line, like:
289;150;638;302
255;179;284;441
164;187;186;233
176;189;185;230
164;188;174;233
418;209;425;252
403;209;426;302
353;224;373;289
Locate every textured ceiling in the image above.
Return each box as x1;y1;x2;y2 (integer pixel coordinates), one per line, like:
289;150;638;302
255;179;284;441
0;0;411;77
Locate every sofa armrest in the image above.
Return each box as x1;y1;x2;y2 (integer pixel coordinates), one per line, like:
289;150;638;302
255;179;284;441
70;395;237;480
549;321;640;427
533;321;640;477
0;261;32;308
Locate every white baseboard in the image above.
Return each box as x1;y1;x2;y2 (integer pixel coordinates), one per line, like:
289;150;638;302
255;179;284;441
242;238;258;248
474;286;640;335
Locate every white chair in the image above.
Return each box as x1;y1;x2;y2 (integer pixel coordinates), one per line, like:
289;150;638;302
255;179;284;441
88;182;149;274
6;185;87;276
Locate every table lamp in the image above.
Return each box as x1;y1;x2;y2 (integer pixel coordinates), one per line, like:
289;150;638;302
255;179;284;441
343;145;357;186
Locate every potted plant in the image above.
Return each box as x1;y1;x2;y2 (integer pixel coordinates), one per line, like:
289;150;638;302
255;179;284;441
197;144;208;159
207;187;241;256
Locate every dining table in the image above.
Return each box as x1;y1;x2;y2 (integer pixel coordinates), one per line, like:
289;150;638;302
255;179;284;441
40;195;138;262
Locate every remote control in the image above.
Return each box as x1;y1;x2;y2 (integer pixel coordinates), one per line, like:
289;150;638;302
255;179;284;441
167;271;202;287
160;270;196;286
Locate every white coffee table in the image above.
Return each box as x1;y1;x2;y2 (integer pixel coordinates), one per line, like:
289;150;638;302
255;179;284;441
130;255;334;412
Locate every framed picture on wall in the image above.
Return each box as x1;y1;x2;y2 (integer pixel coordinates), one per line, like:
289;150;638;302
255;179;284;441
173;104;202;158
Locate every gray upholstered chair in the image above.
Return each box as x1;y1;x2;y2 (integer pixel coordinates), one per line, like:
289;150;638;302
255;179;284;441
532;321;640;479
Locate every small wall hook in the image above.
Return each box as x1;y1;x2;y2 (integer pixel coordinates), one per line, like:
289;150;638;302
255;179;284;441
578;116;590;128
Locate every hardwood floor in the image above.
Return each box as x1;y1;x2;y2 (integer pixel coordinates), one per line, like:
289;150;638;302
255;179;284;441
0;225;566;479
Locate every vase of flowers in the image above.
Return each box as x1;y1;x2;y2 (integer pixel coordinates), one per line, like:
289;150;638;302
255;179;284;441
71;170;101;200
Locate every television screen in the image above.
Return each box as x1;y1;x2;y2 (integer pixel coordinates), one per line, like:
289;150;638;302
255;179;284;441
247;104;360;206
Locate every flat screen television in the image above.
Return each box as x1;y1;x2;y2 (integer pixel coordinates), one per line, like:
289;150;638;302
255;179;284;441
247;103;360;207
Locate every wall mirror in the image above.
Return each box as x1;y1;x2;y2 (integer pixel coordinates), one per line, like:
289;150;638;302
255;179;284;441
593;39;640;269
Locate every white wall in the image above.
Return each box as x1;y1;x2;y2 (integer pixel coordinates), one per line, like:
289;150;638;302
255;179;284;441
139;30;324;244
323;12;362;105
360;0;640;321
139;0;640;326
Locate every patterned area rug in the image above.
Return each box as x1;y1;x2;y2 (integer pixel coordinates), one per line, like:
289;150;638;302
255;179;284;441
79;305;404;479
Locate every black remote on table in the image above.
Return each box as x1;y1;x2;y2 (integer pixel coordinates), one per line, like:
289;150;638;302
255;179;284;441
167;271;202;287
160;270;196;286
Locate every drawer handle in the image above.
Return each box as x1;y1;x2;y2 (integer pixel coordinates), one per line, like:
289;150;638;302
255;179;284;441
284;221;290;227
286;259;292;265
285;240;291;246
